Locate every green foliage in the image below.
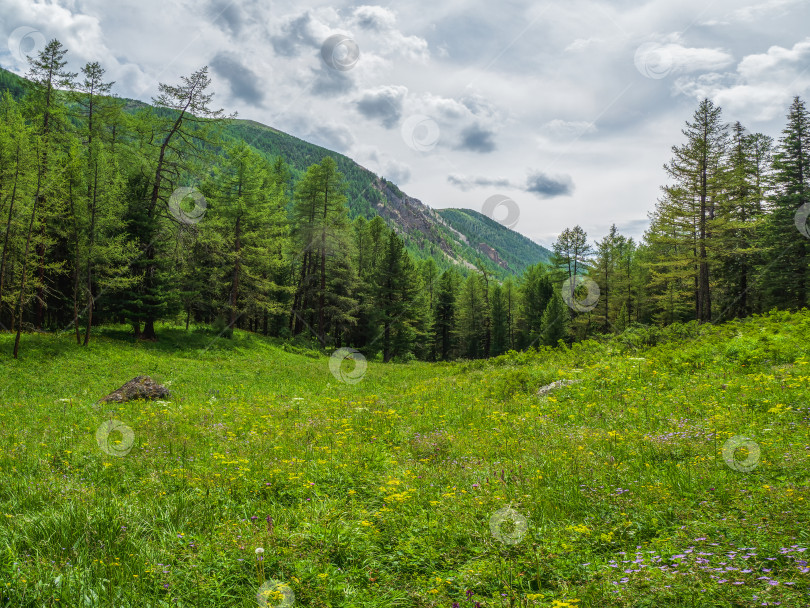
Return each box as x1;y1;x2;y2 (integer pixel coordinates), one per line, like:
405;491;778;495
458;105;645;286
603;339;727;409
1;310;809;606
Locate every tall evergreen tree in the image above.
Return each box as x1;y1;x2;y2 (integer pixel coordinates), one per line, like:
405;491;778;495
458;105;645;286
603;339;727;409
517;263;553;348
434;270;458;361
713;122;769;318
203;142;289;335
762;97;810;309
290;156;356;344
664;99;727;322
540;290;570;346
133;66;225;341
13;40;75;356
373;230;417;362
0;94;35;332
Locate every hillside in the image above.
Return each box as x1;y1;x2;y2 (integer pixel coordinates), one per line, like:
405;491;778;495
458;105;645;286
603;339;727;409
1;310;808;606
0;66;545;279
436;208;552;274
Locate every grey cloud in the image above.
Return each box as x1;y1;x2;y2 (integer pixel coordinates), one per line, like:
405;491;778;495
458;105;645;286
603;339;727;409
353;6;395;31
447;174;513;191
310;66;355;97
614;218;650;237
209;52;264;105
307;123;355;152
356;86;406;128
460;93;497;119
383;161;411;184
526;171;574;198
208;0;244;36
455;124;496;153
271;12;318;57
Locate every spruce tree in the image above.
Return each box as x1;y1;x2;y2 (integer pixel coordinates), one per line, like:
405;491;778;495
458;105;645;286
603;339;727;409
713;122;769;319
540;290;570;346
290;156;356;344
762;97;810;309
434;270;458;361
373;230;417;362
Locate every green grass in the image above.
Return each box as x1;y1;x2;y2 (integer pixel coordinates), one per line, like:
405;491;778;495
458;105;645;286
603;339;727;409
1;311;809;607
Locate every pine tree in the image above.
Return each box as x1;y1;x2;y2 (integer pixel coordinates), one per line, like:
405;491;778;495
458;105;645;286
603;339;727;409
350;215;387;349
664;99;727;322
373;230;417;362
517;263;553;348
456;272;489;358
591;224;626;332
713;122;769;319
502;277;517;350
13;39;75;356
762;97;810;309
540;290;569;346
551;225;592;283
645;188;697;324
203;142;289;336
434;270;458;361
491;282;507;356
290;156;357;344
414;257;439;360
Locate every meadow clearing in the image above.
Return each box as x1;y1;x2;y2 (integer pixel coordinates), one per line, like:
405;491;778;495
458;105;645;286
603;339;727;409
0;310;809;607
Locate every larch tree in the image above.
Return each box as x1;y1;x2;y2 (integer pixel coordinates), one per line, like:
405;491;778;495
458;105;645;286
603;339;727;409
13;40;75;357
134;66;226;341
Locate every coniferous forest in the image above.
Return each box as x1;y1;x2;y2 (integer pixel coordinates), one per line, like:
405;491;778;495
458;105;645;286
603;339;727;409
1;40;809;360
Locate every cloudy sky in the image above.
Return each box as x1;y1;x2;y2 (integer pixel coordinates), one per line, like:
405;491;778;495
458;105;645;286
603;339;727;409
1;0;809;247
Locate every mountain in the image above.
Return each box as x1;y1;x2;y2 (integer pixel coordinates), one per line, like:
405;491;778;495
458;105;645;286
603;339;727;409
436;208;552;274
0;66;550;279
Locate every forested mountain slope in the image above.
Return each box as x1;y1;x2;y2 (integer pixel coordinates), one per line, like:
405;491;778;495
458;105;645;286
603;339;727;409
0;66;546;279
436;208;552;274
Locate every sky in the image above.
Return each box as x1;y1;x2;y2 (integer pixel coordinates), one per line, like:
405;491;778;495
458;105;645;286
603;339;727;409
1;0;809;248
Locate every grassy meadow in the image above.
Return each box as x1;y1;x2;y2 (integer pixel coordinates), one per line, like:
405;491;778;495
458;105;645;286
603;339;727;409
1;310;809;607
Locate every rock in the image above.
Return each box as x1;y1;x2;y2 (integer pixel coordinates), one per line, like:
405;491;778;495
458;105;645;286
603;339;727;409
536;379;580;396
100;376;170;403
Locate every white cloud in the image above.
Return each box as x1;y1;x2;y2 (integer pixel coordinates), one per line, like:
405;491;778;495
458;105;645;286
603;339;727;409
674;38;810;122
729;0;804;22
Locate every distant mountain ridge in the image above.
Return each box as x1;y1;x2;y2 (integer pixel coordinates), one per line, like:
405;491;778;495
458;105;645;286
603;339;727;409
0;65;551;278
436;208;552;275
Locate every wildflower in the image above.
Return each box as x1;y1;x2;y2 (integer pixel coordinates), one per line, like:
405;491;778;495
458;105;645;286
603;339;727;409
255;548;264;555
